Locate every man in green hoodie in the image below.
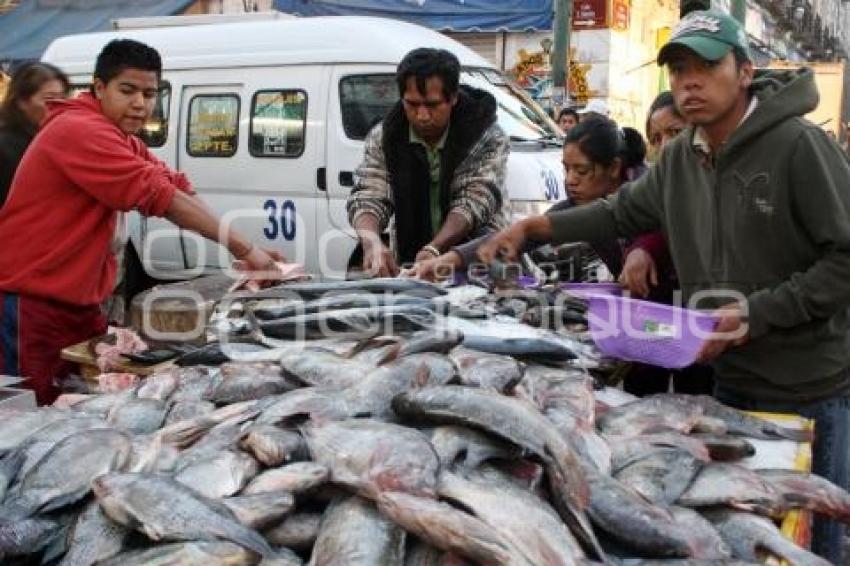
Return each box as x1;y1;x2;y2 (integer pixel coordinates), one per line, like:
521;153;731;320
479;10;850;562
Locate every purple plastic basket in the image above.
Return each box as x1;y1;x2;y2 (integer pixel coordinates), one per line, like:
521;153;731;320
586;294;720;369
560;282;624;298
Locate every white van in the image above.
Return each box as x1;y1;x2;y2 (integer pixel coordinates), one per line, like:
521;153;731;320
42;15;565;280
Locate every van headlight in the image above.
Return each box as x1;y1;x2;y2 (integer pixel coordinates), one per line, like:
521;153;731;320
510;200;553;222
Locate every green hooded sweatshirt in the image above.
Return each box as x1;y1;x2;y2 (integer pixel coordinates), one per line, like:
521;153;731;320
549;68;850;402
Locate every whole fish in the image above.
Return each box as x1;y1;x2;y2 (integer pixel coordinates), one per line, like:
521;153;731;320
705;509;831;566
0;517;59;559
107;397;168;434
391;386;601;560
252;293;433;320
279;350;373;389
222;491;295;530
685;395;813;442
376;491;519;565
756;468;850;522
430;425;524;471
439;317;590;360
597;395;727;437
174;449;260;498
258;305;435;340
17;414;112;478
97;541;259;566
93;472;273;557
677;463;785;516
613;447;704;505
438;471;586;564
344;354;457;420
263;511;323;550
136;368;180;401
243;278;447;301
243;462;329;495
584;471;696;558
607;433;711;472
309;496;405;566
208;362;296;404
58;499;130;566
448;347;524;392
2;429;131;519
303;419;439;500
240;424;306;467
0;408;67;451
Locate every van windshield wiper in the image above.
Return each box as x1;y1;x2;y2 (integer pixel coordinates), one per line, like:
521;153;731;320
509;135;563;148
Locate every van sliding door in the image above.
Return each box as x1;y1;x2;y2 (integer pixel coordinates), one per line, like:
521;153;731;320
320;65;397;277
176;69;326;275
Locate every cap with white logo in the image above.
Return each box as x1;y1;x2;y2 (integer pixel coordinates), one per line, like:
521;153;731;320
657;9;751;66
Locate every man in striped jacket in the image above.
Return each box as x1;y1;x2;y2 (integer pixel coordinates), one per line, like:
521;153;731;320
347;48;509;277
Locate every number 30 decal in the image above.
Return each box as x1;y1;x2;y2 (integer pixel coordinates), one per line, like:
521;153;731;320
263;199;297;241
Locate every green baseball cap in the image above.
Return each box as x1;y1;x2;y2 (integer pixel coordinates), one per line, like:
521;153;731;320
657;10;751;66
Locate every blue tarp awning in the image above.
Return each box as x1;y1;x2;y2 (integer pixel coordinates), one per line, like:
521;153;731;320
0;0;196;64
273;0;553;32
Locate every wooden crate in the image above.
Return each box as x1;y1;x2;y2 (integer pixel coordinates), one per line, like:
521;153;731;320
60;337;174;382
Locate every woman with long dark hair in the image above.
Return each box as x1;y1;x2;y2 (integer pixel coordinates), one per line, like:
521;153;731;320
0;62;70;208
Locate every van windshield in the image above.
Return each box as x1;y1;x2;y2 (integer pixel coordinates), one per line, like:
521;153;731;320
339;69;560;142
461;68;560;142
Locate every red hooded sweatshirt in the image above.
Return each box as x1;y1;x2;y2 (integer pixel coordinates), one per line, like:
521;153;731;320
0;93;193;306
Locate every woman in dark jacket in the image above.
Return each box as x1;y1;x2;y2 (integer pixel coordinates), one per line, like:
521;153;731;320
0;62;69;208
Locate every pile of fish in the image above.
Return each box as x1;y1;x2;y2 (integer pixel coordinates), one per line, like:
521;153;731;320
0;278;847;565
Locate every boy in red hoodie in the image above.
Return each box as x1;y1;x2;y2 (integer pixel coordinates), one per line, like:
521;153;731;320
0;39;281;404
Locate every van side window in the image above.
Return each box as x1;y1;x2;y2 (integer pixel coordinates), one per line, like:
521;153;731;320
139;82;171;148
339;75;397;140
187;94;239;157
249;90;307;158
